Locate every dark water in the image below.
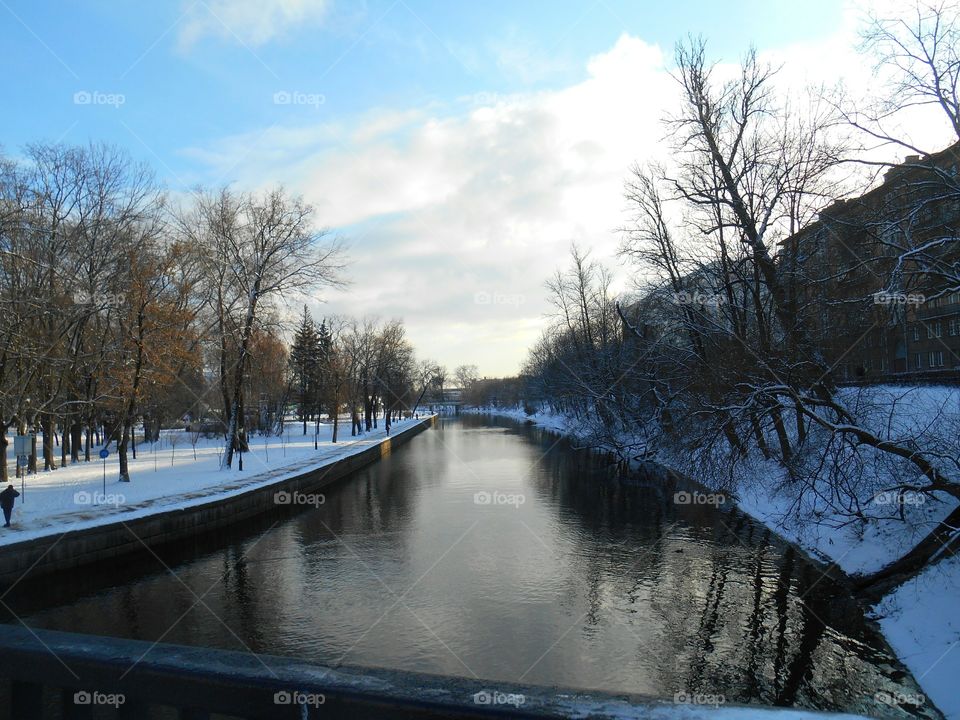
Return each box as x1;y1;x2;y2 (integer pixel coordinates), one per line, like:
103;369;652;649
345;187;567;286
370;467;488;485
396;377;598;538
4;416;937;718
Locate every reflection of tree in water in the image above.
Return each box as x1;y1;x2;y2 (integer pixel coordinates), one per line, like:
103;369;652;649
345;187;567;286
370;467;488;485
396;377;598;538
516;419;938;718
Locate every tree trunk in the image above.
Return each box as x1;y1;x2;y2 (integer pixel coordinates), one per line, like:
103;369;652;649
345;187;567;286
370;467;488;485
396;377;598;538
0;429;8;484
770;405;792;462
118;421;131;482
29;423;38;472
61;415;70;466
854;504;960;600
750;413;771;459
223;290;259;468
41;413;56;471
71;419;82;462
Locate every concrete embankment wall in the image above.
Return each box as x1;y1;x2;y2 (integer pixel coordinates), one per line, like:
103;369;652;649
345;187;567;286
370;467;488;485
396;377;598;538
0;416;436;587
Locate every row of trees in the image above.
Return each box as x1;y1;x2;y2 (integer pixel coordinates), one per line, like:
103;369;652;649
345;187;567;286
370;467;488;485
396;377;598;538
0;142;440;483
287;309;447;442
522;2;960;588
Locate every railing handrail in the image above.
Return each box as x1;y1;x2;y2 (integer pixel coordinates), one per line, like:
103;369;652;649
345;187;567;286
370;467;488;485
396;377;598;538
0;625;869;719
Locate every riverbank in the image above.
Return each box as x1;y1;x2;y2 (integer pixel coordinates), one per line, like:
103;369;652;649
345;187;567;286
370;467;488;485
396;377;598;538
468;405;960;720
0;415;435;584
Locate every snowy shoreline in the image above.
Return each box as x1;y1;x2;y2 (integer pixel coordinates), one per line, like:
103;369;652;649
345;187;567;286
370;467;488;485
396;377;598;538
466;405;960;720
0;416;434;553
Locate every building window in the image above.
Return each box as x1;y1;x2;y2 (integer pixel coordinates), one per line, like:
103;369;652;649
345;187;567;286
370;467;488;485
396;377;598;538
929;351;944;368
950;318;958;337
913;326;921;341
915;353;923;370
927;322;943;338
879;357;888;372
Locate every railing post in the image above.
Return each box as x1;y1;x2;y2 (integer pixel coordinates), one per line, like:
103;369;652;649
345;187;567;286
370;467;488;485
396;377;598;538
11;681;42;720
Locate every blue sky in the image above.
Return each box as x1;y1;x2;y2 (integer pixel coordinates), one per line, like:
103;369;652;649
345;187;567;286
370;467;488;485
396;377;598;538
1;0;875;375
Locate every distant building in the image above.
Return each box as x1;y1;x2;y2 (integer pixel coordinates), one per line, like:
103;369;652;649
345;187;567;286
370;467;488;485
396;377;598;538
781;141;960;381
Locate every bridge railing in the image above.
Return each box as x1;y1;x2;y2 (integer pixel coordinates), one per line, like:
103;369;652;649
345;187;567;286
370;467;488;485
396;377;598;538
0;625;864;719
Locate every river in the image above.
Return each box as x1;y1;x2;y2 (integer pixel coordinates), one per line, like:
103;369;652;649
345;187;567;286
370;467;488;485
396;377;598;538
3;415;937;718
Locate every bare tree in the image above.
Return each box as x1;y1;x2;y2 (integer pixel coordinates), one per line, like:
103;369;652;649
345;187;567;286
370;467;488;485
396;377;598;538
188;187;346;469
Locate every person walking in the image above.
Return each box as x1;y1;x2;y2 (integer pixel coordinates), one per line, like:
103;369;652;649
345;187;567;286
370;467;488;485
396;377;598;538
0;484;20;527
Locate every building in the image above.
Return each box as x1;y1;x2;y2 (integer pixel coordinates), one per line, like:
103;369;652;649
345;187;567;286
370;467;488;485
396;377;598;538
781;141;960;381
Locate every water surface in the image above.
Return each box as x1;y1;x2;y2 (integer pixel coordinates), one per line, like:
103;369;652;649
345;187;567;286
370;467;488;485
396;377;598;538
5;416;936;718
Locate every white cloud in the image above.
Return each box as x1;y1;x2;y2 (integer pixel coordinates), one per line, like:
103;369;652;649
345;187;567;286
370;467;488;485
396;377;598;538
184;20;956;376
178;0;330;49
185;34;674;375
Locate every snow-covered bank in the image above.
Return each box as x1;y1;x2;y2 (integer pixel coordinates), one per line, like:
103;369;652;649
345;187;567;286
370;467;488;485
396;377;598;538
0;416;431;547
467;403;960;720
872;554;960;720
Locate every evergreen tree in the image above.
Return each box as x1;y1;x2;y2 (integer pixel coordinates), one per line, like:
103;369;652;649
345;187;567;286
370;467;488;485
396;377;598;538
289;306;321;434
315;318;333;419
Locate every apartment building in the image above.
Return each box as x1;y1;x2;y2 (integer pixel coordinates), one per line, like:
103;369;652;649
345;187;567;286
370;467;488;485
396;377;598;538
783;141;960;381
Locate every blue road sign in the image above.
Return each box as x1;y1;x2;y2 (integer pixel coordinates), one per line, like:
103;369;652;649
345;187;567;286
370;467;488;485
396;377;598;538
99;448;110;459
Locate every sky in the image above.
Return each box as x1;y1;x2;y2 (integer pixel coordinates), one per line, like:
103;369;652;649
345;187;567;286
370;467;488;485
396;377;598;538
0;0;941;377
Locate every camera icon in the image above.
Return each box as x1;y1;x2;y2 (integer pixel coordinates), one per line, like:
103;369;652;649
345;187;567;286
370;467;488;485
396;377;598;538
473;491;492;505
274;491;291;505
474;291;491;305
74;491;91;505
473;690;492;705
74;691;91;705
673;491;691;505
273;91;291;105
73;91;91;105
273;690;292;705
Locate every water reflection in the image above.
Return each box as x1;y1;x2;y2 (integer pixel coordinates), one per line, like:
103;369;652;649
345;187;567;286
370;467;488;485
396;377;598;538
5;416;938;719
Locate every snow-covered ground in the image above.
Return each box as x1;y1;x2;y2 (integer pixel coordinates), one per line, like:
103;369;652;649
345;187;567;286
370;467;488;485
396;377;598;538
872;553;960;720
0;416;429;547
468;402;960;720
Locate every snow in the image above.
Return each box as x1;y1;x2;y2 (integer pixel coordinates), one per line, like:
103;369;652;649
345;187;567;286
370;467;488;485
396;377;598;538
872;553;960;720
723;452;957;575
0;416;430;547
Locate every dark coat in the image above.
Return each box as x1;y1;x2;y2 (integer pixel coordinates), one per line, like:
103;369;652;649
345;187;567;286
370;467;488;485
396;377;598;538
0;487;20;510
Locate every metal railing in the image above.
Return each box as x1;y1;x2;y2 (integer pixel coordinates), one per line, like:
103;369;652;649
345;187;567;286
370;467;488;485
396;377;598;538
0;625;656;719
0;625;869;719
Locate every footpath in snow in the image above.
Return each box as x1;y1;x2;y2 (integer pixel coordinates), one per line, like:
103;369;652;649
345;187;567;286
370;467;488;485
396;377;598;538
469;404;960;720
0;416;428;548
